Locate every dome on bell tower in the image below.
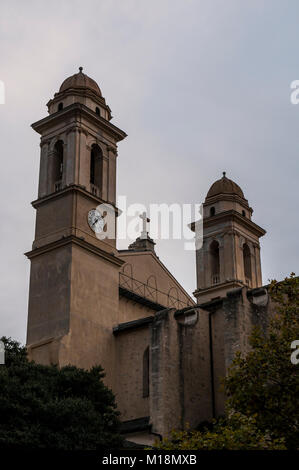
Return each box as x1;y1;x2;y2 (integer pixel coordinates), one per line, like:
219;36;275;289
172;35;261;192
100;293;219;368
59;67;102;97
193;172;266;304
47;67;112;120
202;172;251;221
206;172;245;200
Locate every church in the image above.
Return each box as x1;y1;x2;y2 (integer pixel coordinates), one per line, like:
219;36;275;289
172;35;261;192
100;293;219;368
26;69;273;446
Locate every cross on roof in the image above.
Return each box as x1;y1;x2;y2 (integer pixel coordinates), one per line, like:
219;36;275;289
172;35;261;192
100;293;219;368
140;212;150;239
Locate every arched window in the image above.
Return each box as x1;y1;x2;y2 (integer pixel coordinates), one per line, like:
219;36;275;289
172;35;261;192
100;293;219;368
95;107;100;116
242;210;246;217
243;244;252;285
58;102;63;111
53;140;64;191
210;206;215;216
90;144;103;195
143;347;150;398
210;240;220;284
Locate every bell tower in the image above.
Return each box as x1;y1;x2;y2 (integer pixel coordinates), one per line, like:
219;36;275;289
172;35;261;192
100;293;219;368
194;172;266;304
26;68;126;387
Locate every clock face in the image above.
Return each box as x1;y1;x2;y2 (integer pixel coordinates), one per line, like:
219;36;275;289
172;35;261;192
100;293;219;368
88;209;105;234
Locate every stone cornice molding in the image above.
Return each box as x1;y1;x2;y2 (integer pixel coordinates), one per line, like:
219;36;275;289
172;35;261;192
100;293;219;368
191;210;266;239
47;87;110;113
32;103;127;143
25;234;124;267
31;183;121;216
204;193;251;211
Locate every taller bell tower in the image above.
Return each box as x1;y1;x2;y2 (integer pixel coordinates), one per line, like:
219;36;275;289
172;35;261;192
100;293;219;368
194;173;266;304
26;68;126;388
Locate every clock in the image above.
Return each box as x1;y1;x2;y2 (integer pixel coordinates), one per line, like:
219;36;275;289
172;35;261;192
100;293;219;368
88;209;105;234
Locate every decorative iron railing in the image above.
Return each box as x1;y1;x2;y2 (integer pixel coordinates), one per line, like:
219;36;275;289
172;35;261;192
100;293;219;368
119;272;192;310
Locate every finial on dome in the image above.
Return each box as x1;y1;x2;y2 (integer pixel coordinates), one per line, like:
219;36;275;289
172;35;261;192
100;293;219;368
79;66;83;73
223;171;226;178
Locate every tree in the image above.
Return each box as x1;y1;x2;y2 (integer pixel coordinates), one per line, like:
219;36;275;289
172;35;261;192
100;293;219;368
0;337;122;450
156;274;299;450
224;274;299;449
154;413;285;450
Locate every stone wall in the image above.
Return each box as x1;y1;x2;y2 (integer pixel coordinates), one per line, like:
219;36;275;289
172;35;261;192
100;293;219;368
201;285;272;417
150;309;181;437
147;285;274;436
114;326;150;421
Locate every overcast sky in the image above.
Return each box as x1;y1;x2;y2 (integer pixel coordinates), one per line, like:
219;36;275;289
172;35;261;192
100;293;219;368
1;0;299;344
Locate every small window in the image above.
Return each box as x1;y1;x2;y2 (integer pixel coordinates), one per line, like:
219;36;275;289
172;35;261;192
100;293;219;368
95;107;100;116
242;210;246;217
210;207;215;216
58;102;63;111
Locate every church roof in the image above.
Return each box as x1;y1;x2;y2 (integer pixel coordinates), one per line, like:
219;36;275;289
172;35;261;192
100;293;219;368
206;172;245;199
59;67;102;97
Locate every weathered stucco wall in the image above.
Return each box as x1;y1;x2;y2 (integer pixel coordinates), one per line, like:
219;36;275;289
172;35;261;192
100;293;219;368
118;296;155;324
65;243;121;389
201;285;272;417
115;327;150;421
26;244;71;346
177;308;213;427
150;309;181;437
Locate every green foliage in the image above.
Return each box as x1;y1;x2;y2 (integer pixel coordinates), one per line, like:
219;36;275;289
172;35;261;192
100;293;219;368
225;274;299;449
0;337;122;450
154;413;285;450
156;274;299;450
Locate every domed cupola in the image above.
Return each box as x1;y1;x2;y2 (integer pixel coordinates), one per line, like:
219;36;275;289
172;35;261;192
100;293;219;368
47;67;112;120
59;67;102;97
206;172;245;200
203;172;252;219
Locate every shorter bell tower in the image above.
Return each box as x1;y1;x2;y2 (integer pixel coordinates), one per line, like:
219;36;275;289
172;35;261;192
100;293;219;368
194;173;266;304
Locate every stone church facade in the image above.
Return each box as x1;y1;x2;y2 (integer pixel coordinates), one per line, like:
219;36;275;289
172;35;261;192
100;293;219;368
26;69;273;445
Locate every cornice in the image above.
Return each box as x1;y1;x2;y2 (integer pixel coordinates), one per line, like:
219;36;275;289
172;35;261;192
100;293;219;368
31;184;121;216
194;279;254;300
31;103;127;142
204;193;250;209
118;288;166;313
25;234;124;267
191;210;266;238
113;316;155;335
47;88;109;113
